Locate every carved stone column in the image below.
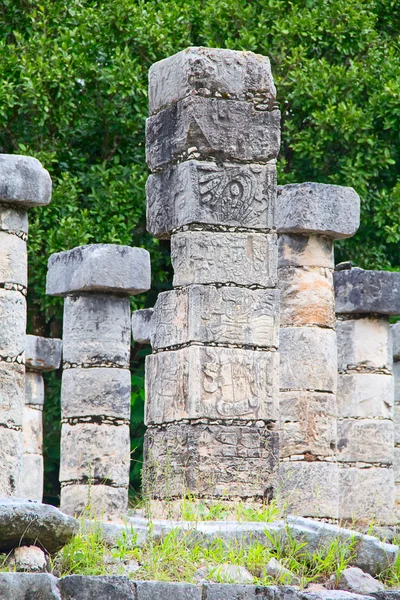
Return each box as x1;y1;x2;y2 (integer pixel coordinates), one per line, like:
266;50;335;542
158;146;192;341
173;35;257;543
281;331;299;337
46;244;150;518
22;335;62;500
0;154;51;496
335;266;400;524
277;183;360;520
131;309;154;345
143;47;281;507
393;322;400;518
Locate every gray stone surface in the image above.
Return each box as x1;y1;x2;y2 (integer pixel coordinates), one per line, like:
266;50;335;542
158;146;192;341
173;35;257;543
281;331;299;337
0;154;52;207
339;466;395;524
0;231;27;286
394;447;400;481
202;584;275;600
279;461;339;519
0;289;26;358
393;322;400;362
279;391;337;459
60;484;128;519
137;581;201;600
334;268;400;315
337;318;391;372
14;545;47;573
394;362;400;404
25;371;45;406
145;346;279;424
0;498;78;553
62;294;131;367
337;567;384;594
278;234;334;268
0;427;22;495
131;308;154;344
152;286;279;350
0;573;61;599
276;183;360;239
60;575;135;600
171;231;277;287
61;367;131;420
144;423;279;499
337;419;393;464
0;203;28;234
395;404;400;444
0;361;24;427
209;564;254;584
264;558;300;585
22;405;42;454
280;327;337;392
148;47;276;115
146;97;281;171
301;591;372;600
279;266;334;328
46;244;150;296
21;453;43;501
26;335;62;372
147;160;276;237
337;373;393;418
59;423;130;486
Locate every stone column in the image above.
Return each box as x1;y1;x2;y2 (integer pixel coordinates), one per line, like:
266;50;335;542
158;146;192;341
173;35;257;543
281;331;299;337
131;309;154;345
335;266;400;524
144;47;281;506
393;322;400;518
46;244;150;518
0;154;51;496
277;183;360;520
22;335;62;501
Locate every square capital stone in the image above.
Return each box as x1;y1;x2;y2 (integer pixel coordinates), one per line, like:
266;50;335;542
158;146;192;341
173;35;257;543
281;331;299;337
26;335;62;372
0;155;51;207
46;244;151;296
334;267;400;315
131;308;154;344
149;47;276;115
277;182;360;239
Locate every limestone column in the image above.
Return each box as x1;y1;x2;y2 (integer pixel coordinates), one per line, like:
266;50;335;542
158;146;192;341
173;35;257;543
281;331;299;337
277;183;360;520
143;47;281;505
335;266;400;524
22;335;62;501
0;154;51;496
131;309;154;345
393;322;400;517
46;244;150;518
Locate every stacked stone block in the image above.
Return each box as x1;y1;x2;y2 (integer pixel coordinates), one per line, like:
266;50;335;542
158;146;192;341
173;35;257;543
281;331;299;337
144;47;281;502
335;266;400;524
0;154;51;496
131;309;154;345
22;335;62;500
393;322;400;517
46;244;150;517
276;183;360;519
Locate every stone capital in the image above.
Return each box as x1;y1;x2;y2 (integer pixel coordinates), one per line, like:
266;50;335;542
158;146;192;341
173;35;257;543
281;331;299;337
334;267;400;315
25;335;62;372
131;308;153;344
0;155;51;207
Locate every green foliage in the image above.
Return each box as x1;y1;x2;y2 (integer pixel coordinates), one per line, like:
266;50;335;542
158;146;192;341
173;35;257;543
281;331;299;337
1;0;399;499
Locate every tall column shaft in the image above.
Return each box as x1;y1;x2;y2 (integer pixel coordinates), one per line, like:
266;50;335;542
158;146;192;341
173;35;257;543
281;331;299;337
391;323;400;518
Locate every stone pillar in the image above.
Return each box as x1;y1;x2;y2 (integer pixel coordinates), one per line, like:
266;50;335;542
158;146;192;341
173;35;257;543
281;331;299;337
144;47;281;506
131;309;154;345
393;322;400;518
0;154;51;496
46;244;150;518
277;183;360;520
335;266;400;524
22;335;62;501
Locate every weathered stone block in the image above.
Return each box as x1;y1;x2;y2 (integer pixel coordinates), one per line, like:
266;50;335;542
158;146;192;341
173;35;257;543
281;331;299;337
337;317;391;372
62;294;131;367
394;448;400;482
0;573;61;600
0;154;51;207
131;308;154;344
144;423;279;499
149;47;276;115
394;362;400;404
0;232;27;286
334;267;400;315
171;231;277;288
59;423;130;486
146;97;281;171
276;183;360;239
61;367;131;420
60;484;128;518
25;371;44;406
278;461;339;519
152;286;279;350
279;266;334;328
0;204;28;235
21;454;43;501
337;419;393;464
25;335;62;372
46;244;151;296
146;346;279;424
22;406;42;455
60;575;136;600
0;362;24;428
337;374;393;419
339;466;394;524
147;161;276;237
0;427;22;496
136;580;201;600
278;234;334;268
280;328;337;392
393;322;400;362
0;289;26;358
279;391;337;458
394;404;400;444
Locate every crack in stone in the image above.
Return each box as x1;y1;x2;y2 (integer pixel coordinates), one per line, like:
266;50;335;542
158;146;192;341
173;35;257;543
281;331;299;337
0;352;25;364
62;416;129;426
153;341;278;354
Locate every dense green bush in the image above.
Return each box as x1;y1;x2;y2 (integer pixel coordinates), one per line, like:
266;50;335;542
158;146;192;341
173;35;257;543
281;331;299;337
1;0;399;501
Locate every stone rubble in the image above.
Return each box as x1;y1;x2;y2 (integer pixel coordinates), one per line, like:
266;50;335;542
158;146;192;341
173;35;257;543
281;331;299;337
336;568;384;595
